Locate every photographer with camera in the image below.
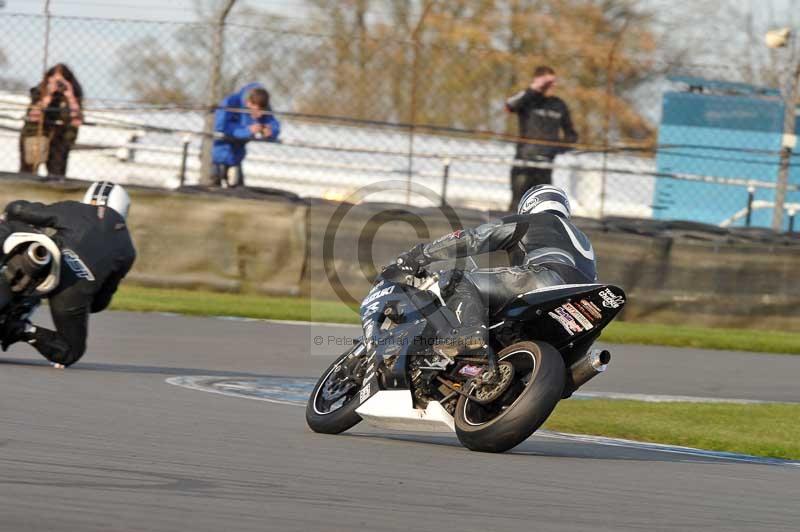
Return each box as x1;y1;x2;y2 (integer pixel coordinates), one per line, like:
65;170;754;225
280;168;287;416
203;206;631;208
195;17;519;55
211;83;281;188
505;66;578;212
19;63;83;178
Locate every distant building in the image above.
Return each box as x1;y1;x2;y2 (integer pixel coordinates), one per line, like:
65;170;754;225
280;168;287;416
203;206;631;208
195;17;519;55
654;76;800;229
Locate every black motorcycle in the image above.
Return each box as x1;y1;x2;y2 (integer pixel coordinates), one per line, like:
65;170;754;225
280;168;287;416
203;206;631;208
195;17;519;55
306;262;626;453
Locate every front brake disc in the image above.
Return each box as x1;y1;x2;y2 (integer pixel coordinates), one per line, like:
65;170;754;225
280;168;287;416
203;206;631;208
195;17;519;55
321;367;356;402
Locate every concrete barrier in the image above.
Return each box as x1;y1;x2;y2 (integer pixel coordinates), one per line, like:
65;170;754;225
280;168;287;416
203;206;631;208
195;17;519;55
303;199;490;304
0;176;307;296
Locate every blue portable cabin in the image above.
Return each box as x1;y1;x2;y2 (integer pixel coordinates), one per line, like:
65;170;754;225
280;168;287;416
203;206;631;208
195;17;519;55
654;76;800;229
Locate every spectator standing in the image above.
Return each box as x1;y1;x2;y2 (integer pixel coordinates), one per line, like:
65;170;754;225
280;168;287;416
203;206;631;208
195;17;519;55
19;63;83;178
211;82;281;187
505;65;578;211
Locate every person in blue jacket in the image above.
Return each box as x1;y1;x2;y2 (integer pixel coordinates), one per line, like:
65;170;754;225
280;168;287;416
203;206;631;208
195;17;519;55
211;82;281;187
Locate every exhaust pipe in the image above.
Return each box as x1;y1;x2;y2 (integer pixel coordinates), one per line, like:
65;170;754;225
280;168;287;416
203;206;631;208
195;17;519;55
4;243;53;293
562;349;611;398
26;243;52;268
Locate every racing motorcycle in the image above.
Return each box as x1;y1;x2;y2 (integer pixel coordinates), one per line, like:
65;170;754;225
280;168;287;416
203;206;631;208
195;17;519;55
306;262;626;453
0;232;62;345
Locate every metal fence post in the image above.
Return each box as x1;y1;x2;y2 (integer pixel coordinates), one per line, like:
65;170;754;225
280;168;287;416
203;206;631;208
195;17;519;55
440;158;451;206
35;0;52;175
41;0;51;74
745;186;755;227
178;135;191;188
772;32;799;231
405;1;434;205
199;0;237;187
600;17;630;219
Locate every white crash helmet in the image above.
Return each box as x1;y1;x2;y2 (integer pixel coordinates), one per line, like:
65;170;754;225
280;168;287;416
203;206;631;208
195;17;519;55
82;181;130;220
517;184;571;218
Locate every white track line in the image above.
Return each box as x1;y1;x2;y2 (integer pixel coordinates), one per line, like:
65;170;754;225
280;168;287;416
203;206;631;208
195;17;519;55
166;376;306;407
572;391;791;404
534;431;800;468
166;375;800;468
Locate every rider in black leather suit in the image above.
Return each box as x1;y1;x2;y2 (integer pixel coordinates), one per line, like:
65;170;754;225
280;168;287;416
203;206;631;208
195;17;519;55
0;182;136;367
396;185;596;359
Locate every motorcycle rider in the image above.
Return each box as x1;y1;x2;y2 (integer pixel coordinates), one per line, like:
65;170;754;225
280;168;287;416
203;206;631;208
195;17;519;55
396;185;596;360
0;181;136;367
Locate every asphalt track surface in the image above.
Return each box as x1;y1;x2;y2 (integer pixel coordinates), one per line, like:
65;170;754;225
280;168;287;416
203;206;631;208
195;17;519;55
1;311;798;531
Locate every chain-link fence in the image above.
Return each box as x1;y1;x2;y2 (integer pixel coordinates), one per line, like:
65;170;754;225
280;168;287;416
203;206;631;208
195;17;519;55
0;11;798;229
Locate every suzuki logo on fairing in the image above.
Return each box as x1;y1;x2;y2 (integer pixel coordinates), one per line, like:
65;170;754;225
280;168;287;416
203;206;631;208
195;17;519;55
362;285;395;306
599;288;624;309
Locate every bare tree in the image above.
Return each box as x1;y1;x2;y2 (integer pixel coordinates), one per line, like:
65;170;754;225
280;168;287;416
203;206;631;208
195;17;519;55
296;0;662;143
114;1;286;105
114;0;703;146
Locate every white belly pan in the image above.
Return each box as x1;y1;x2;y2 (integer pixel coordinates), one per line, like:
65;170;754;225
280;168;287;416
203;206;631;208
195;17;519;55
355;390;455;433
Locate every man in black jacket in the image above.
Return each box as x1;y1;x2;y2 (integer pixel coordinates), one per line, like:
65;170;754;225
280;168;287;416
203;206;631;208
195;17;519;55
0;181;136;367
506;65;578;211
397;185;595;360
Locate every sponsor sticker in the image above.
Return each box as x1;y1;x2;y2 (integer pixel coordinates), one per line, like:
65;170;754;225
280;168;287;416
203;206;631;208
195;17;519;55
555;307;583;333
363;320;375;340
458;364;484;377
363;301;381;317
579;299;603;320
359;382;372;403
548;311;575;336
432;229;464;245
563;303;594;330
599;288;625;309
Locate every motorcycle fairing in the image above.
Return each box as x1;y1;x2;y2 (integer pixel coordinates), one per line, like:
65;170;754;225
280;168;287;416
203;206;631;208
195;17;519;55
494;284;626;350
357;279;434;404
355;389;455;433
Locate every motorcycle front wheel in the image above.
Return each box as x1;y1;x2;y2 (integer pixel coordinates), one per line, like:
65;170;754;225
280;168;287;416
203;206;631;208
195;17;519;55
454;341;565;453
305;343;365;434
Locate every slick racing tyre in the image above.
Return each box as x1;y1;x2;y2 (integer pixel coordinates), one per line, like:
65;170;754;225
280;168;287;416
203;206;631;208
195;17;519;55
305;343;365;434
454;341;565;453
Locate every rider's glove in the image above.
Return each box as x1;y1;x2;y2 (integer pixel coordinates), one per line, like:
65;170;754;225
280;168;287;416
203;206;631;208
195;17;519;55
1;319;35;352
396;244;430;276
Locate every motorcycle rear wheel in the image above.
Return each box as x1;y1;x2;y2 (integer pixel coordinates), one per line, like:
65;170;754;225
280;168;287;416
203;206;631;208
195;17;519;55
305;344;365;435
454;341;565;453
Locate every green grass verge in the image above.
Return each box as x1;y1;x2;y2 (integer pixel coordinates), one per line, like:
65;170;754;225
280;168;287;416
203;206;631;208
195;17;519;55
111;285;361;324
545;399;800;460
111;285;800;355
599;321;800;355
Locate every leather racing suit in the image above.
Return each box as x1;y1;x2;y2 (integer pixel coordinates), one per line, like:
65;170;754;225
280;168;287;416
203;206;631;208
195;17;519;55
0;199;136;366
416;212;597;357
